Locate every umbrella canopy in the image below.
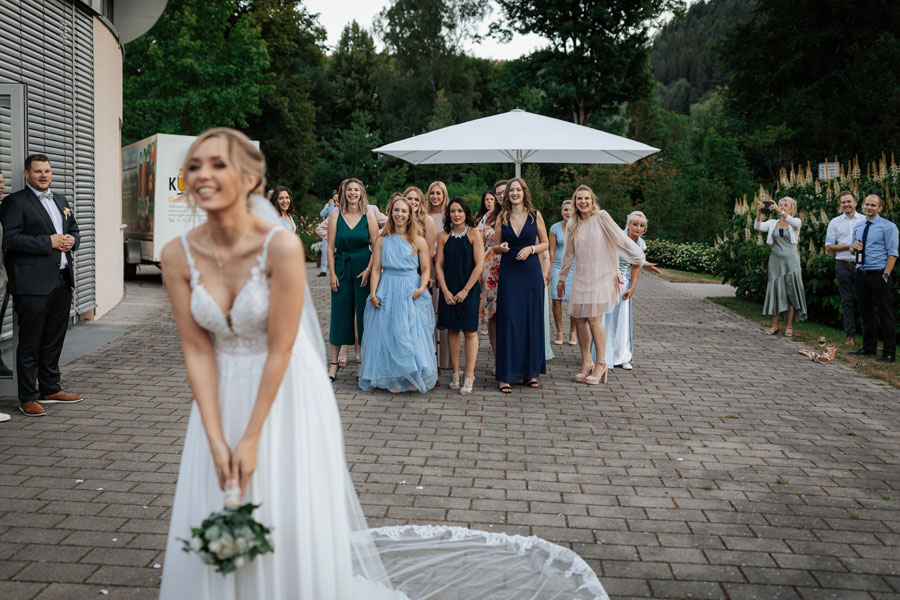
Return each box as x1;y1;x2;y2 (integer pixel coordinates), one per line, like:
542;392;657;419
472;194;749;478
372;109;659;177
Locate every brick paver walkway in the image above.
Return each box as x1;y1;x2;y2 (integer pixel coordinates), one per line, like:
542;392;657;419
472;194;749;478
0;267;897;599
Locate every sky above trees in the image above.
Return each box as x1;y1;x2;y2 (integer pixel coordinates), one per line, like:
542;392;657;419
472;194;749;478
303;0;545;59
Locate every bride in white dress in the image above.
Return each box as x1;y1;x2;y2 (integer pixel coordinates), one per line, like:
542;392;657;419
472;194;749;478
159;127;608;600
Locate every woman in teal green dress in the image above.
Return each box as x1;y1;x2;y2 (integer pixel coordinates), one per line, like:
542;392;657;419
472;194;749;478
326;178;378;381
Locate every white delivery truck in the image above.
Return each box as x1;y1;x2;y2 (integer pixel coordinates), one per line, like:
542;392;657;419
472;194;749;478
121;133;207;278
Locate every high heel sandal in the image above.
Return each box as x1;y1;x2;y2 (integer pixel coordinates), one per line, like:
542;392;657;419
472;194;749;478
575;362;594;383
554;334;564;345
460;376;474;395
585;363;608;385
448;371;463;389
328;362;340;382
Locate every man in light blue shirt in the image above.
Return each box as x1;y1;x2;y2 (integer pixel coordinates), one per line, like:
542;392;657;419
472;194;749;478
825;190;866;345
849;194;898;363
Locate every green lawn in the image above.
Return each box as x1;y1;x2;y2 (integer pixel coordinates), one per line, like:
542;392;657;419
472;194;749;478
710;297;899;388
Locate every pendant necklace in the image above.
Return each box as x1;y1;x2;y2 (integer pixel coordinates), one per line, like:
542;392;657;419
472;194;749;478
208;223;249;274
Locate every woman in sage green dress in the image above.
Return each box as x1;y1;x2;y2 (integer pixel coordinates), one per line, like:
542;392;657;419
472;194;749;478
754;195;808;336
327;178;378;381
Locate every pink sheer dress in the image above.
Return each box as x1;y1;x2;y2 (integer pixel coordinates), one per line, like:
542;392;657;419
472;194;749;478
558;210;646;318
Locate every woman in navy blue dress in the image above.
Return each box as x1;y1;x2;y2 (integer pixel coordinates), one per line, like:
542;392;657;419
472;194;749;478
492;178;550;392
436;198;485;394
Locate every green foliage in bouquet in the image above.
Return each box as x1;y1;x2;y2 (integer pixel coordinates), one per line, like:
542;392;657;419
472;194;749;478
714;155;900;327
644;239;719;274
181;503;274;575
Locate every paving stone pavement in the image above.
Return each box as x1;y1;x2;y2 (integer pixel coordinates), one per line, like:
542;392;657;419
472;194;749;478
0;266;898;599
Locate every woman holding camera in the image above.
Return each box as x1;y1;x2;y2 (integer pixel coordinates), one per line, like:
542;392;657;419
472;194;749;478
754;196;808;336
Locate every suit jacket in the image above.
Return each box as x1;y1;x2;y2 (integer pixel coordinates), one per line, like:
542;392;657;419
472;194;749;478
0;187;80;295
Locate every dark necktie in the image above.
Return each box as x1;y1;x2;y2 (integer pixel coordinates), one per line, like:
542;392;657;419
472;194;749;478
859;220;872;266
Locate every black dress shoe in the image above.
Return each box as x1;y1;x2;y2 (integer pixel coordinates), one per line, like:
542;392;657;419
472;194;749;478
849;349;876;356
876;354;895;363
317;272;327;277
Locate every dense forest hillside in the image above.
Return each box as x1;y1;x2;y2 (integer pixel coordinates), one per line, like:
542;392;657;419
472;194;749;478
650;0;752;113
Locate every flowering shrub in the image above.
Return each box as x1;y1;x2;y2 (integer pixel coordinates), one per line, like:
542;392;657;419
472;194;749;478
645;239;719;274
715;155;899;326
294;215;324;261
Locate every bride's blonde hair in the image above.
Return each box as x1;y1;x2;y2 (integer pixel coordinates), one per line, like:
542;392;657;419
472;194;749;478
182;127;266;203
566;185;599;242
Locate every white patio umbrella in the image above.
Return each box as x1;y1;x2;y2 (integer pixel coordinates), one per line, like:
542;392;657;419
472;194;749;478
372;109;659;177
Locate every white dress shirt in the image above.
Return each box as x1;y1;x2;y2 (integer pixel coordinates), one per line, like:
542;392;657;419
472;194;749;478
825;212;865;261
27;183;67;269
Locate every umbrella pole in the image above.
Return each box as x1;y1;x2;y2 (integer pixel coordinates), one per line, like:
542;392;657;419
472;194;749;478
515;161;521;178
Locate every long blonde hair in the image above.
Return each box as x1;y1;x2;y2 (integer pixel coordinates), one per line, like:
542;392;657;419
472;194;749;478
496;177;536;226
339;177;369;214
403;185;427;228
382;193;421;254
566;185;600;242
426;181;449;214
183;127;266;202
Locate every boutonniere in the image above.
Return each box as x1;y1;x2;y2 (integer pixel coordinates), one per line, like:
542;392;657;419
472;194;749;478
62;208;70;218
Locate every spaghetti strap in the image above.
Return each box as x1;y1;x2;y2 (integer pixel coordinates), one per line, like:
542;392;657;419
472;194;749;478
179;234;199;284
258;226;281;268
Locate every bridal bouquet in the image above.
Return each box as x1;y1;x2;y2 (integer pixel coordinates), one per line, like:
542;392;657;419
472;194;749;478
181;483;274;574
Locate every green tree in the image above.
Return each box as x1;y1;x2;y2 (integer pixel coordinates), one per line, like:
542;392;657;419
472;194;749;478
493;0;685;125
123;0;272;144
375;0;488;104
319;21;384;139
240;0;327;196
719;0;900;175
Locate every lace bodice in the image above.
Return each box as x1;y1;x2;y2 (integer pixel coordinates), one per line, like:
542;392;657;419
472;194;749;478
180;227;280;356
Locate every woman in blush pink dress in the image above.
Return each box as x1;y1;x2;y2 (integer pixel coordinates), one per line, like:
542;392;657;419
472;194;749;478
426;181;451;382
557;185;645;385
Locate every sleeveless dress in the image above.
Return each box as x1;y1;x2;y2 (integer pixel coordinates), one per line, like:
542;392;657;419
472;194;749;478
477;212;499;330
359;235;437;393
437;227;481;332
495;213;546;382
161;209;610;599
330;213;371;346
549;220;574;301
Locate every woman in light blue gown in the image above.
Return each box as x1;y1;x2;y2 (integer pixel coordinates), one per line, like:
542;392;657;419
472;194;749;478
359;194;436;393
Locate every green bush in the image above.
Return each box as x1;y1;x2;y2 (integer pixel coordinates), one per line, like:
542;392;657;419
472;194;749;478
715;156;900;327
645;239;719;274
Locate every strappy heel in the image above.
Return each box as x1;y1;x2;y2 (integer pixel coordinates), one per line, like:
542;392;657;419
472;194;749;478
460;376;474;395
575;362;594;383
328;362;340;382
585;363;608;385
448;370;463;390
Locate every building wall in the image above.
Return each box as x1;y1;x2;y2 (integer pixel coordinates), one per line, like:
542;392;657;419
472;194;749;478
91;15;123;318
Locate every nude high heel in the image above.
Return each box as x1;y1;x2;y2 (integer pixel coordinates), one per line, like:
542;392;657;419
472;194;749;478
585;363;608;385
575;362;594;383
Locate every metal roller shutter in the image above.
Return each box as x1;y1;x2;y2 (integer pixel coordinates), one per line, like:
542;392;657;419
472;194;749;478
0;0;97;324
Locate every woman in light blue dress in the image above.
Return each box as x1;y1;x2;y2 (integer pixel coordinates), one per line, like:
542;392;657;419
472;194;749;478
549;201;577;345
359;194;437;393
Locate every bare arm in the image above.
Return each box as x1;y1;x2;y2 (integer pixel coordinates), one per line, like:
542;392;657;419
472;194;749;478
623;264;641;300
161;238;230;490
368;236;384;308
358;211;379;286
454;228;485;303
492;221;508;254
435;232;453;304
414;237;430;300
231;231;306;497
548;228;557;266
424;217;437;257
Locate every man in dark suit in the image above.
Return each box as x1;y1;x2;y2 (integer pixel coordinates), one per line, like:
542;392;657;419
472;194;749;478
0;154;84;416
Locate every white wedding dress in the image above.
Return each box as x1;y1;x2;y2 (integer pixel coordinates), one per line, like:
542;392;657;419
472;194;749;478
160;198;608;600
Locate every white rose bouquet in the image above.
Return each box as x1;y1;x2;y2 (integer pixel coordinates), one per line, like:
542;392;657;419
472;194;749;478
181;483;274;574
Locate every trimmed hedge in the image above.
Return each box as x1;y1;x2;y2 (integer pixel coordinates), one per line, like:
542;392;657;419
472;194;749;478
645;239;719;274
714;156;900;327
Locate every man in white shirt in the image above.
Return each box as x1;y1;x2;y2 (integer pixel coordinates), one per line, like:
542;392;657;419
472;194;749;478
825;190;866;346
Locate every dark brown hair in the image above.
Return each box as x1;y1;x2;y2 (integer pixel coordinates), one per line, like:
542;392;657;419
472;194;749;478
25;154;51;171
443;197;475;233
269;186;295;217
